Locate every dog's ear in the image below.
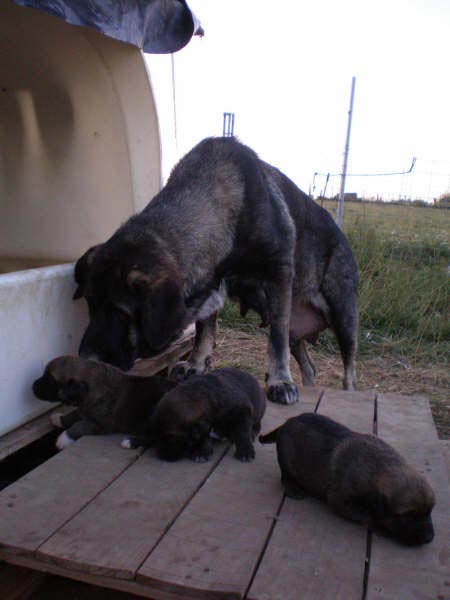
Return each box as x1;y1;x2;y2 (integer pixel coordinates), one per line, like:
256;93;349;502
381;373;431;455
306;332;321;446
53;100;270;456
126;269;186;350
62;379;89;401
73;245;101;300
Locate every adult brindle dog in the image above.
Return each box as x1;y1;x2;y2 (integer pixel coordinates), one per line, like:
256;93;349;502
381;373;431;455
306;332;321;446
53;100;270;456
74;137;358;404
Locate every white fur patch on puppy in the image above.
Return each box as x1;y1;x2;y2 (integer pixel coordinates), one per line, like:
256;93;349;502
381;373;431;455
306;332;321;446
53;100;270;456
121;437;132;449
50;412;64;428
56;430;75;450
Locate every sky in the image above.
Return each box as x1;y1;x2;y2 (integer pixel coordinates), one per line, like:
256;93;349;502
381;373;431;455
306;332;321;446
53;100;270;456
147;0;450;202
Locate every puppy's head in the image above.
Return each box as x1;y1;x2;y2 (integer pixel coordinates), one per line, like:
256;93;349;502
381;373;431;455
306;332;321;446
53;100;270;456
76;239;188;370
373;466;435;546
32;356;92;407
150;389;210;461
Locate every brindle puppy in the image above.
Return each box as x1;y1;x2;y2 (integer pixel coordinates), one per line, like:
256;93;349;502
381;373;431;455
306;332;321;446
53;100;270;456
132;367;266;462
260;413;435;546
32;356;176;450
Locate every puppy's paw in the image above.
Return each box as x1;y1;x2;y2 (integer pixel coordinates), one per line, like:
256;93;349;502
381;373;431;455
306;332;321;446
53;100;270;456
50;412;64;428
267;381;299;405
121;437;132;449
189;442;213;463
235;444;256;462
56;430;75;450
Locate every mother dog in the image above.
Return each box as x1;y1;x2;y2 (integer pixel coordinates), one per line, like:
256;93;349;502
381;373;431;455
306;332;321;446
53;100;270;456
74;137;358;404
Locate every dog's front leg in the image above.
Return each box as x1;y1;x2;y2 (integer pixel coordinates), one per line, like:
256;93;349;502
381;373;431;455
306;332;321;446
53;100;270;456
55;418;101;450
170;313;217;381
265;267;299;405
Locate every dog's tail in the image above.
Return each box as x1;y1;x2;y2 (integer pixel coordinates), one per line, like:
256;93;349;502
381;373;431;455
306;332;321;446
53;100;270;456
259;427;280;445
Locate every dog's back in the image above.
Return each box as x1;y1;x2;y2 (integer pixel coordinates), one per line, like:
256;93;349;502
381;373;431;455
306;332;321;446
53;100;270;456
260;413;352;499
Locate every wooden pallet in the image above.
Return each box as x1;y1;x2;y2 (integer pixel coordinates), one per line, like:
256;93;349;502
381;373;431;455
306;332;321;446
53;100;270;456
0;387;448;600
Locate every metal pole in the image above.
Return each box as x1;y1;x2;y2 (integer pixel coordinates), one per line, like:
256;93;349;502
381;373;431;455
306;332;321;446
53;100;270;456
337;76;356;228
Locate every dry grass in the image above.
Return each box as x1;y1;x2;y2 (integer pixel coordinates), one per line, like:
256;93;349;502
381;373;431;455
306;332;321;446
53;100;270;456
212;325;450;439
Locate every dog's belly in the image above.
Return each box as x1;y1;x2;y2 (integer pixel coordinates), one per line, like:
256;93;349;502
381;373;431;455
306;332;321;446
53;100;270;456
289;301;328;342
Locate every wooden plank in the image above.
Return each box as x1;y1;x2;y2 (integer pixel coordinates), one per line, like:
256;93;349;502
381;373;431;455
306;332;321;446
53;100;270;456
247;388;375;600
130;325;195;376
0;552;209;600
136;390;322;599
367;393;450;600
318;387;376;433
37;445;230;580
0;435;142;555
0;562;46;600
0;407;75;461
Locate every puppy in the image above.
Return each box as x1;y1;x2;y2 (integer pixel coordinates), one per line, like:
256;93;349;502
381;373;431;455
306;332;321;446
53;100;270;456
260;413;435;546
32;356;176;450
136;367;266;462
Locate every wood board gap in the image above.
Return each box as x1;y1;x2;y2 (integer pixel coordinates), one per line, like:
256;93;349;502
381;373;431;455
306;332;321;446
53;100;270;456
314;389;325;413
361;529;372;600
243;493;286;599
373;393;379;435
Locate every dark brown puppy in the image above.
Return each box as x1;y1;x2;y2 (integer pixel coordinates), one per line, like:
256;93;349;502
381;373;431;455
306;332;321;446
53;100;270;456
141;367;266;462
32;356;176;450
260;413;435;546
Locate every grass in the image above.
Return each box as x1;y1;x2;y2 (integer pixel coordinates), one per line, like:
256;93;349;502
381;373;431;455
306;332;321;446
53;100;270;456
215;201;450;438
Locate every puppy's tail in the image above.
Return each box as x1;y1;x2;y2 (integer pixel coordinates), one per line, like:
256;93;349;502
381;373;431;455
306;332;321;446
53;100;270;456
259;427;280;445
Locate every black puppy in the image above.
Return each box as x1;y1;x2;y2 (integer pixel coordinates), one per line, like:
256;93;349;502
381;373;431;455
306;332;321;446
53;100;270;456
127;367;266;462
32;356;176;450
260;413;435;546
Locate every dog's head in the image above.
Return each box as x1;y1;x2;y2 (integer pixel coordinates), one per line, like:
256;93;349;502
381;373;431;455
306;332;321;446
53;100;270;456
149;388;211;461
32;356;94;407
74;237;188;370
371;466;435;546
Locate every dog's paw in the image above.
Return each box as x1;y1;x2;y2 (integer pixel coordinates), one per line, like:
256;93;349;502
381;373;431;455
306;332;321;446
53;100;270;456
170;361;198;382
235;444;255;462
56;430;75;450
121;437;132;449
189;442;213;463
50;412;64;428
267;381;299;405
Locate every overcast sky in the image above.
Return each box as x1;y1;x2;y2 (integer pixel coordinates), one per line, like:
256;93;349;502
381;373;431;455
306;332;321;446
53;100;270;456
148;0;450;202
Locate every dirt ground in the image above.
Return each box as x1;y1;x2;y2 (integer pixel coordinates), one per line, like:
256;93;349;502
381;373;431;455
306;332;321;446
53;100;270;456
212;326;450;439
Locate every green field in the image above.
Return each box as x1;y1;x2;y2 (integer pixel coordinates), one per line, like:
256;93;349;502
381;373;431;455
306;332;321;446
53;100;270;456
326;200;450;360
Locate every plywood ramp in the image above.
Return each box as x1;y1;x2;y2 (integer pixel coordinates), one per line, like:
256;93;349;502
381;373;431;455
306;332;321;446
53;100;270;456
0;388;448;600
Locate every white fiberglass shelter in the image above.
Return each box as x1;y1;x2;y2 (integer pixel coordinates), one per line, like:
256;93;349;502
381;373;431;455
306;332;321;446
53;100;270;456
0;0;195;436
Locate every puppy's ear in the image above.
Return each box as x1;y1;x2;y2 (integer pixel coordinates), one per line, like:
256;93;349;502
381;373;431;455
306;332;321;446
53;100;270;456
73;245;101;300
62;379;89;401
126;269;186;351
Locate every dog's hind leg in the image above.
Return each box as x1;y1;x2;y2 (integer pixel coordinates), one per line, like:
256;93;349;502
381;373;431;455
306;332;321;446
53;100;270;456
171;312;217;381
331;300;358;391
265;267;299;405
290;338;316;387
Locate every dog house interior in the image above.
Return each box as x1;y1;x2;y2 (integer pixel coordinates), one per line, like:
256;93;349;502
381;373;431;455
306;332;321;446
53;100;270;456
0;0;186;438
